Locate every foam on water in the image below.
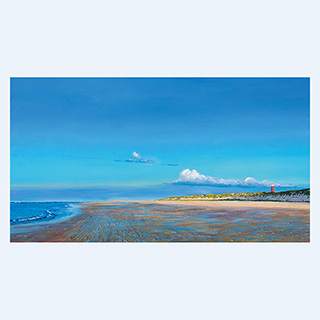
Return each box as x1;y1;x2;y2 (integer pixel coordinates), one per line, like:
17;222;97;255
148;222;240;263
10;202;82;226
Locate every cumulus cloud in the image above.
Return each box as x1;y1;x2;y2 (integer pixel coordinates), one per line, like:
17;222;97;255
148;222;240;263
172;169;291;187
132;151;140;159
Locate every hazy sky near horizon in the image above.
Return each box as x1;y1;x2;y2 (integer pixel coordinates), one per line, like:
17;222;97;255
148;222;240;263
11;78;309;199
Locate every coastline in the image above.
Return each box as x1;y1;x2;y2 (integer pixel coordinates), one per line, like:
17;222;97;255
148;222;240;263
153;200;310;212
83;199;310;209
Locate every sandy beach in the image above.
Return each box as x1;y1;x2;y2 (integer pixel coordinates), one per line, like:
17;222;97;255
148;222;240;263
155;200;310;211
10;200;310;242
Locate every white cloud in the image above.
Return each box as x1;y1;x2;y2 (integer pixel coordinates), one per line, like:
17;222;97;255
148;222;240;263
115;152;177;166
132;151;140;159
172;169;291;187
122;151;155;164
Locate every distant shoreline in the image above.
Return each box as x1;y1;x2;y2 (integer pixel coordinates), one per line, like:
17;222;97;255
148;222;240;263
85;199;310;212
153;200;310;212
159;188;310;203
81;200;310;214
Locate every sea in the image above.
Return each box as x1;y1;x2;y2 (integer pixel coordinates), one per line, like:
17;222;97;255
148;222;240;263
10;202;82;226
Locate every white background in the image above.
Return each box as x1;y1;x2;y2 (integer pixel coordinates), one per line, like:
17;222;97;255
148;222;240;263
0;1;319;319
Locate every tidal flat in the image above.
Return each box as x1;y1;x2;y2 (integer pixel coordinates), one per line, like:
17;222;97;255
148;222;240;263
10;201;310;242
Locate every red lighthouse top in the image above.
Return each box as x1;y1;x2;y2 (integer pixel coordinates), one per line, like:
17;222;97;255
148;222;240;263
271;184;274;193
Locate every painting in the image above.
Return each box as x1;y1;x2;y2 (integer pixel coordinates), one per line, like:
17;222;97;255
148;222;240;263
10;78;310;242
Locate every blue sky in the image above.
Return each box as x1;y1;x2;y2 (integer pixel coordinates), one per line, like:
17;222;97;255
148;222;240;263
11;78;309;201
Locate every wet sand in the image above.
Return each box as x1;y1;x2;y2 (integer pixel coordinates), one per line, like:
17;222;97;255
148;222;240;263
10;201;310;242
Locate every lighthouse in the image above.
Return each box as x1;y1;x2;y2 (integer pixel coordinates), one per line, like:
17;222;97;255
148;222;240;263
271;184;274;193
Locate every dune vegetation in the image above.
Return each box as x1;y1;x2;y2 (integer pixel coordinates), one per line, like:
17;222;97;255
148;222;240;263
161;188;310;202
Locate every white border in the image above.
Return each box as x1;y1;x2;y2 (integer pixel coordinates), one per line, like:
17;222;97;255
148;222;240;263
1;1;319;320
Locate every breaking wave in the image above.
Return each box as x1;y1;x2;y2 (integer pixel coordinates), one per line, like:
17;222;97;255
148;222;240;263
10;210;57;225
10;202;81;226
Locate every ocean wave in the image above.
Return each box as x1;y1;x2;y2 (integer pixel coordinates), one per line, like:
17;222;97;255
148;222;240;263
10;211;57;225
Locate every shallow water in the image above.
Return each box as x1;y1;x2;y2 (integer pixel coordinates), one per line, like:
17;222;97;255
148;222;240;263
10;202;81;226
